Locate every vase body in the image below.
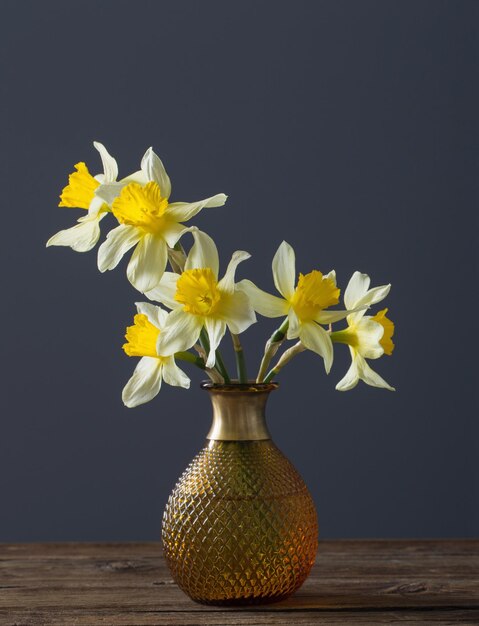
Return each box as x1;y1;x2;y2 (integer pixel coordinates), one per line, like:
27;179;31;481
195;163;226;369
161;383;318;605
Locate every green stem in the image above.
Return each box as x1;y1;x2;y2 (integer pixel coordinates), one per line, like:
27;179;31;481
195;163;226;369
214;348;231;384
173;242;184;252
176;350;224;383
263;341;305;383
270;318;290;343
168;242;187;273
256;318;289;382
199;327;210;352
231;333;248;383
198;328;213;371
330;329;353;345
175;351;205;369
199;328;231;383
262;368;278;384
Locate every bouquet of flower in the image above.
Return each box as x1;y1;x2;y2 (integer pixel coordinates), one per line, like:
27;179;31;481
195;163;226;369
47;142;395;407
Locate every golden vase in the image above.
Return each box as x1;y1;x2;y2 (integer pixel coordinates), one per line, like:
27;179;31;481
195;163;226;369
161;382;318;605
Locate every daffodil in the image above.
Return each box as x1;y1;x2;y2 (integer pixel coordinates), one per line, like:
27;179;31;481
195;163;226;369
238;241;355;373
331;271;395;391
122;302;190;408
46;142;119;252
145;231;256;368
96;147;227;293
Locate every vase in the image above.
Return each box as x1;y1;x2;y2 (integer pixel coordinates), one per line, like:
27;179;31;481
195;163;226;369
161;382;318;605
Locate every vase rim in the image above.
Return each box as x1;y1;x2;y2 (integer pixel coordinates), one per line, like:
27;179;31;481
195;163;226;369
200;380;279;393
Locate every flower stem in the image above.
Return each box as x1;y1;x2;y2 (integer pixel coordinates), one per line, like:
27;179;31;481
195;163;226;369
263;341;305;383
199;327;211;357
256;318;289;382
174;351;205;369
206;368;225;384
168;243;187;273
231;333;248;383
199;327;231;383
175;350;224;383
330;329;353;345
214;348;231;384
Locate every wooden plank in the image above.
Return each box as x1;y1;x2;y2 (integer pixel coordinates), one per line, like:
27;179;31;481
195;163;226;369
1;608;478;625
0;541;477;624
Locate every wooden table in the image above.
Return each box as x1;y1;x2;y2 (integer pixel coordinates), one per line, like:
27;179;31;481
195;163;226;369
1;541;478;624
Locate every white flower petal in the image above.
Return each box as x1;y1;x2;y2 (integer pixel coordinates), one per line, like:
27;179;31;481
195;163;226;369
220;291;257;334
272;241;296;299
344;272;371;310
161;357;191;389
236;280;289;318
348;284;391;325
135;302;168;329
354;353;395;391
162;222;191;248
77;212;106;224
287;309;300;338
217;251;251;294
316;308;361;324
120;169;148;185
336;349;360;391
299;321;334;373
353;318;385;359
93;141;118;183
166;193;227;223
127;234;168;292
205;318;227;368
97;224;142;271
155;307;169;327
156;309;203;356
141;147;171;199
87;195;106;217
324;269;337;285
95;181;126;206
185;230;219;276
354;284;391;309
46;214;104;252
122;357;163;408
145;272;180;309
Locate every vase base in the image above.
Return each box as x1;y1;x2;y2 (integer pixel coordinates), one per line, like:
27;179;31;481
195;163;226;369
188;592;293;606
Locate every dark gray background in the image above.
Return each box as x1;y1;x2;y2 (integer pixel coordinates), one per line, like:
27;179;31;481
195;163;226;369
1;0;477;541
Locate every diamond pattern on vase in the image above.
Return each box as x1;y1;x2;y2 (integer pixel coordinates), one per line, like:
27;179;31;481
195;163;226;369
162;440;318;605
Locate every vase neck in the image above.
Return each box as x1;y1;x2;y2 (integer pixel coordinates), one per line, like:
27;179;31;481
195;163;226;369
202;383;277;441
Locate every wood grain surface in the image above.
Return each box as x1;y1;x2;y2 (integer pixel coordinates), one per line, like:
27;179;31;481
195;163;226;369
0;540;477;625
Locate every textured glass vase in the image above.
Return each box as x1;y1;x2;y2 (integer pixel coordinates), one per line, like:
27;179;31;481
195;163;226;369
161;382;318;605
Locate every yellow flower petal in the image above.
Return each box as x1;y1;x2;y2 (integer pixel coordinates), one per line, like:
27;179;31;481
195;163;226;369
123;314;160;357
59;162;100;209
111;182;169;232
175;268;221;316
290;270;340;322
371;308;395;355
